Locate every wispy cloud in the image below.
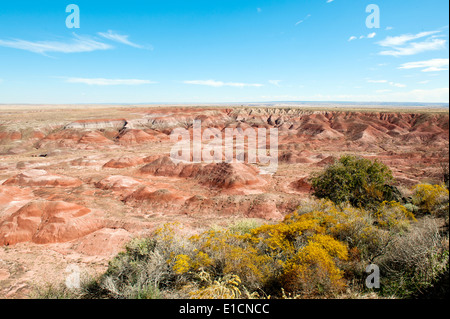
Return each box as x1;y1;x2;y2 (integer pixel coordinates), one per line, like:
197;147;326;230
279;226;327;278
398;58;449;72
66;77;156;86
377;30;446;56
184;80;263;88
367;80;388;83
326;0;334;3
269;80;282;87
389;82;406;88
348;32;376;41
367;79;406;87
97;30;144;49
378;31;439;47
0;33;112;55
295;14;311;26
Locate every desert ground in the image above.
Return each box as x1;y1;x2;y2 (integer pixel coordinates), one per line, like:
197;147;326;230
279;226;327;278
0;104;448;298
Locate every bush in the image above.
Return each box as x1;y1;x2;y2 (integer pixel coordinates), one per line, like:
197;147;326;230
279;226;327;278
411;184;449;220
34;186;447;300
378;217;449;298
310;155;400;209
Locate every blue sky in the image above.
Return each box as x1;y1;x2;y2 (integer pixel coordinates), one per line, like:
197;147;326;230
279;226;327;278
0;0;448;104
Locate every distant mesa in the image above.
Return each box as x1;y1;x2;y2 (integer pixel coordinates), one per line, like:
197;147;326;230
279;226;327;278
63;119;127;130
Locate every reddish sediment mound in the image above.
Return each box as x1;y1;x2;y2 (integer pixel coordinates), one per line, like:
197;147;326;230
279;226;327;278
38;129;115;149
279;152;314;164
125;187;184;202
70;157;104;167
290;177;312;193
0;201;103;245
0;131;22;142
95;175;141;191
246;194;283;220
139;156;179;176
3;169;82;188
316;156;336;166
0;186;35;216
103;156;144;169
78;131;114;145
116;129;156;145
140;156;266;189
123;187;186;211
193;162;266;189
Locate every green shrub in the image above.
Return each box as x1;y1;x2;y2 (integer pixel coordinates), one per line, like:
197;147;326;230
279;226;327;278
310;155;400;209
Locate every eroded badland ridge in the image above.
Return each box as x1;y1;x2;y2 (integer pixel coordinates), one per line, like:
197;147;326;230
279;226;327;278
0;105;448;298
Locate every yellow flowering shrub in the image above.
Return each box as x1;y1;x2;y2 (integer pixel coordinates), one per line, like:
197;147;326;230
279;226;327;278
374;201;415;231
283;239;347;295
173;254;191;274
187;271;242;299
412;184;449;216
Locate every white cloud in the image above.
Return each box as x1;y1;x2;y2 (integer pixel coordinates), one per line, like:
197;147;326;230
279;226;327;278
398;58;449;72
389;82;406;88
367;79;406;87
385;26;393;31
379;38;446;56
377;31;446;56
326;0;334;3
419;80;431;84
349;32;377;42
367;80;388;83
184;80;263;88
98;30;143;48
269;80;282;87
378;31;439;47
0;34;112;55
66;78;156;86
295;14;311;26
